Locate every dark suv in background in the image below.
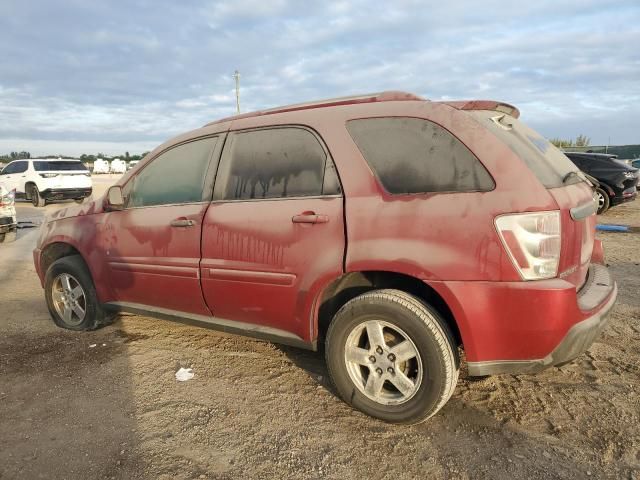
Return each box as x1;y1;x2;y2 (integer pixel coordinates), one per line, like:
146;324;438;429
564;152;638;214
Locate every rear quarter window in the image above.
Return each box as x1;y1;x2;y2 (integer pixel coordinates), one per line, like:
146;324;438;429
346;117;494;194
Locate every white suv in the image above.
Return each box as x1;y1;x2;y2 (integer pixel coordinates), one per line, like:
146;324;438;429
0;158;92;207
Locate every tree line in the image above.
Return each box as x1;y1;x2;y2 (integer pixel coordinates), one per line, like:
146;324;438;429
549;134;590;148
1;151;150;165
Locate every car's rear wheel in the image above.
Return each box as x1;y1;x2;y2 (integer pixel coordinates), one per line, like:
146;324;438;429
45;255;115;330
326;289;459;424
31;185;46;207
595;187;610;214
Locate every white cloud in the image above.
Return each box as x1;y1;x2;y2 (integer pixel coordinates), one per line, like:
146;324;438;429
0;0;638;155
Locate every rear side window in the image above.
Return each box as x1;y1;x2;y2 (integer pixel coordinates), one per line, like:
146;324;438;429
127;137;217;207
471;111;580;188
34;161;88;171
346;117;494;194
216;127;333;200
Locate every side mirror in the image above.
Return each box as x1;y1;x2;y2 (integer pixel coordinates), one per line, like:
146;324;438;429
104;185;125;211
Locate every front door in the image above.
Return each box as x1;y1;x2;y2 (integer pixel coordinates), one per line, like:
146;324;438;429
102;136;222;316
0;161;28;193
200;127;345;342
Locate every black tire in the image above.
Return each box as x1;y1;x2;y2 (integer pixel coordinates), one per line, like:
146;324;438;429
595;187;610;214
44;255;115;330
31;185;46;207
326;289;459;424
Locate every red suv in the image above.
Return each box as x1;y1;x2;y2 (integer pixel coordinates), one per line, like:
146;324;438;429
34;91;616;424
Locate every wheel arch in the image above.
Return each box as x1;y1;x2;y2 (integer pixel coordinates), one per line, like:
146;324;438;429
40;241;89;281
315;270;462;349
598;182;615;197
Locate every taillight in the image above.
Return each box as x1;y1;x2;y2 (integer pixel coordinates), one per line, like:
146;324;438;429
495;211;561;280
0;188;16;207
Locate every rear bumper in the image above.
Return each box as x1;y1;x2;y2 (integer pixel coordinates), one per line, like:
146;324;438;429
0;215;17;233
467;280;616;375
611;187;637;206
40;188;92;200
431;263;617;376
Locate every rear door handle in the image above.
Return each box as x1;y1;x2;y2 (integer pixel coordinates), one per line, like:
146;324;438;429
170;218;196;227
292;212;329;224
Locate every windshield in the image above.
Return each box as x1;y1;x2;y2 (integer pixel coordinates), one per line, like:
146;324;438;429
33;161;88;172
471;111;581;188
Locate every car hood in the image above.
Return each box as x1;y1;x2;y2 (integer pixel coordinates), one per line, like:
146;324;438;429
47;197;105;222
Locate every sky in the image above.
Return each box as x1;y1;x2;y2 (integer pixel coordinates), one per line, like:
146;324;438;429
0;0;639;156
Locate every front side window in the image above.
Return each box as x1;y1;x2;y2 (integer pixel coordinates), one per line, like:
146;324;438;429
347;117;494;194
1;161;28;175
217;127;329;200
127;137;217;208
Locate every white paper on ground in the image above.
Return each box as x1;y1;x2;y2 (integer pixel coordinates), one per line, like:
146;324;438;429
175;367;194;382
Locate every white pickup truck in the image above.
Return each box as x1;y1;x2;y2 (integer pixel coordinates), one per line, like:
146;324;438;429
0;158;92;207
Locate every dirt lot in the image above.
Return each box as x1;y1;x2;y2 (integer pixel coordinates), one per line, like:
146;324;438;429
0;180;639;479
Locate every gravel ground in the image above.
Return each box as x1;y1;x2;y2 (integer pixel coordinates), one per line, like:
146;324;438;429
0;181;638;479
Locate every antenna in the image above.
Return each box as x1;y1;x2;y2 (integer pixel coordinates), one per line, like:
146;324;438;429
233;70;240;113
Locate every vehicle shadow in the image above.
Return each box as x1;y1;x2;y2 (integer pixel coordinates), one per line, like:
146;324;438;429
273;342;609;479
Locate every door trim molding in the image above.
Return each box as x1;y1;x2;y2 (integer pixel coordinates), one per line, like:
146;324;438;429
104;301;315;351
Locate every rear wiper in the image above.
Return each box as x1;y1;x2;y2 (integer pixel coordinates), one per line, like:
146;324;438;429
563;170;595;187
562;171;580;184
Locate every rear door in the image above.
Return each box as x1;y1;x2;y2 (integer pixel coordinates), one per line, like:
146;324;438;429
200;126;345;341
101;136;223;316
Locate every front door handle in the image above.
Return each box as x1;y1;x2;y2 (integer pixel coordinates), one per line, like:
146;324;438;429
292;212;329;224
170;218;196;227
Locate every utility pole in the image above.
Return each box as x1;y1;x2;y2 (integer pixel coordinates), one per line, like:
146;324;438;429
233;70;240;113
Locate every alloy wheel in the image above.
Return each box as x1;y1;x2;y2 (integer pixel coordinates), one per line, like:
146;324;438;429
51;273;87;326
344;319;422;405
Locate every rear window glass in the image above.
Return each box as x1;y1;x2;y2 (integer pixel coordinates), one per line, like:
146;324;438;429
346;117;494;194
470;111;579;188
33;161;88;171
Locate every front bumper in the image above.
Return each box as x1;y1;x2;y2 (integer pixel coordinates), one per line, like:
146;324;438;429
41;188;92;200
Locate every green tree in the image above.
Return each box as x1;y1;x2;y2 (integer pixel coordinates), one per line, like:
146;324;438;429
575;134;590;147
550;138;573;148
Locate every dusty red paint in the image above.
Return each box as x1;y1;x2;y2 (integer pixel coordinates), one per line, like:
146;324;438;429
34;93;614;364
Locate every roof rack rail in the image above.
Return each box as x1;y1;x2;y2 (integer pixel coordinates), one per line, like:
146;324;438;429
205;90;425;126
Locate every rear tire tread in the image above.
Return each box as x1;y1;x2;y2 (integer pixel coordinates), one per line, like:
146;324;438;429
326;288;459;424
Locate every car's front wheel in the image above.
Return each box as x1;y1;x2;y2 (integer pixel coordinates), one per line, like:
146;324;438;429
326;289;459;424
44;255;115;330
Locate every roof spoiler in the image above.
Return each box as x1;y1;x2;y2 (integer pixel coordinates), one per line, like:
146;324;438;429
442;100;520;119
